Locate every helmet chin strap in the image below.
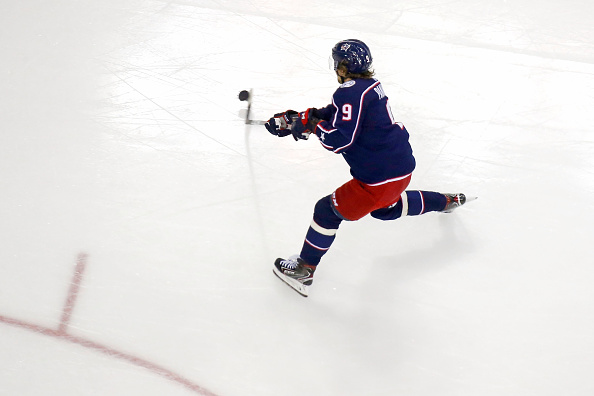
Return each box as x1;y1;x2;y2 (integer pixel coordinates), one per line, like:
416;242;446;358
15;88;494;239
336;71;346;84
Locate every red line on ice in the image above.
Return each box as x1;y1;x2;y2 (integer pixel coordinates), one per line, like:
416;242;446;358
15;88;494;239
58;252;87;334
0;253;219;396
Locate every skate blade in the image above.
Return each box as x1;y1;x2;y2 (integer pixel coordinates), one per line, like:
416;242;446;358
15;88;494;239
272;268;309;297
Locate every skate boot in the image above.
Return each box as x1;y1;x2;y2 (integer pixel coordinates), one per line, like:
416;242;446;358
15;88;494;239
273;255;316;297
442;193;467;213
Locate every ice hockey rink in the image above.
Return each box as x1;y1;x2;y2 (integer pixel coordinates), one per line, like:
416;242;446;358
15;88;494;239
1;0;593;395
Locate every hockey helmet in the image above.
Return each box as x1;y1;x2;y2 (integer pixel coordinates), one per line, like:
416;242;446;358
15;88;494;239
331;39;373;74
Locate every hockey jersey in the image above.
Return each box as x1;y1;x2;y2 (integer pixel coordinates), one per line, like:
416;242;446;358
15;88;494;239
313;78;416;185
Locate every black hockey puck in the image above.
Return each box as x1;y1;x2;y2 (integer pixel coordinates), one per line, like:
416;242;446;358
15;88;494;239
238;90;250;101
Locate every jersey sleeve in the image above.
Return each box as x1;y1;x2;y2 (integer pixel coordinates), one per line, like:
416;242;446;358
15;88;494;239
313;104;335;121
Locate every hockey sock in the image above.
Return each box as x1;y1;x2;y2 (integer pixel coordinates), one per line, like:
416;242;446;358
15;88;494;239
299;195;342;266
370;190;447;220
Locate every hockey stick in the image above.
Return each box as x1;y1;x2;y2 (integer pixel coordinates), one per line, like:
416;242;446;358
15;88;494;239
238;89;267;125
246;119;267;125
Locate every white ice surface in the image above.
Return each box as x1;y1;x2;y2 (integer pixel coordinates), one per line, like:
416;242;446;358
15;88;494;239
1;1;594;395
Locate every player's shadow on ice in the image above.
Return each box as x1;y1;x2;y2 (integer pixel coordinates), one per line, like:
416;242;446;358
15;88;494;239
311;212;476;300
376;214;475;274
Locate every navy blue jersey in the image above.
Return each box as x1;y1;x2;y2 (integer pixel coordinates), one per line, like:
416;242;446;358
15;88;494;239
313;78;416;185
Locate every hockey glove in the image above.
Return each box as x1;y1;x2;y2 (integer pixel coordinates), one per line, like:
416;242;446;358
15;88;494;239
265;110;298;137
291;108;321;141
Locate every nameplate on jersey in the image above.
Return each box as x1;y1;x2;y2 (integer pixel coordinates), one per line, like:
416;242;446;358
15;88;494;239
340;80;356;88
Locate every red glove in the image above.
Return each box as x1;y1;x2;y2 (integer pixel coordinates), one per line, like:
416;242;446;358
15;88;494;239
291;108;320;141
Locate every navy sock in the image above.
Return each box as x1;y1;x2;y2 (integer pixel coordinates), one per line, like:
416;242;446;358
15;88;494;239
299;195;343;266
371;191;447;220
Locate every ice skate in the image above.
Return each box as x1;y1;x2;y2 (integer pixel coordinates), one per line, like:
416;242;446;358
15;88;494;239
442;193;476;213
273;255;315;297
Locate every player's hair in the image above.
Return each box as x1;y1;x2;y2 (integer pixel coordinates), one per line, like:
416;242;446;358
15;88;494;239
337;60;375;79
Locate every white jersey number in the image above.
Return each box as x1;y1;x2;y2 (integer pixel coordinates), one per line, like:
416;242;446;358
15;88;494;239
342;104;353;121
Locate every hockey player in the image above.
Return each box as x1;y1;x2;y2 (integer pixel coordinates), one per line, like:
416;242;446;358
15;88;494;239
265;39;472;297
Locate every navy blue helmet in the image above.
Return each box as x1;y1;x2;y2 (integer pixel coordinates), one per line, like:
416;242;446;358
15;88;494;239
331;39;373;74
